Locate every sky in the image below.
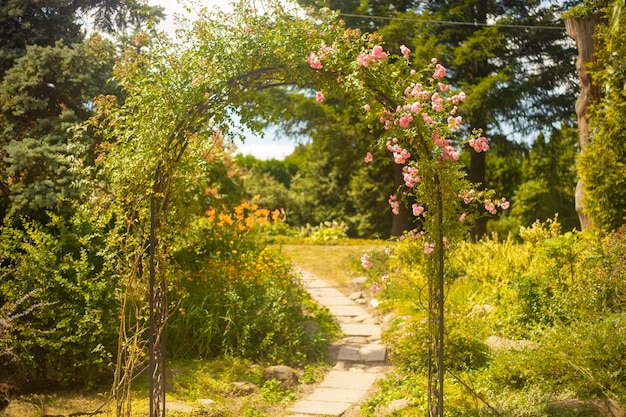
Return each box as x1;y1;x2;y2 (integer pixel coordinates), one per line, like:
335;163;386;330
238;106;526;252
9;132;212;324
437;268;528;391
149;0;298;160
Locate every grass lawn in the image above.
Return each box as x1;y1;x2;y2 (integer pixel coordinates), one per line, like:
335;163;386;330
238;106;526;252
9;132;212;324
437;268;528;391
274;240;390;287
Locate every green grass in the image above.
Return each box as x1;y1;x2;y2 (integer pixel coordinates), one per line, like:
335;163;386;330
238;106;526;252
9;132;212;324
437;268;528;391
274;240;389;287
2;357;331;417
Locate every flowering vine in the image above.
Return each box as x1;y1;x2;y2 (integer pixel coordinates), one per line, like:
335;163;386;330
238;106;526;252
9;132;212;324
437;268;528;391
305;34;510;417
307;40;509;255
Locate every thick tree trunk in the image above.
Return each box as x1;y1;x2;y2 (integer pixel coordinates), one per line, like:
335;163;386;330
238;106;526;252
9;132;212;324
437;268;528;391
565;14;603;230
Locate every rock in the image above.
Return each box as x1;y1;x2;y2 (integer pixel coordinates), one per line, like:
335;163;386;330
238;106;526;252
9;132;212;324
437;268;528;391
469;304;493;317
264;365;299;387
232;380;257;394
304;320;319;333
354;298;367;304
351;276;368;285
198;398;216;408
349;291;364;300
333;361;348;371
349;364;366;372
167;368;185;377
376;398;411;416
547;398;624;417
165;401;194;413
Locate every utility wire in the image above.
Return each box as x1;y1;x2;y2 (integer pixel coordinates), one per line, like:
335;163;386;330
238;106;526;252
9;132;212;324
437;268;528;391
337;12;566;31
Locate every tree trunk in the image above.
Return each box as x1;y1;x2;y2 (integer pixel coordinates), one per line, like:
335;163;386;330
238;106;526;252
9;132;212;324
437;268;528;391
565;13;603;230
469;149;486;239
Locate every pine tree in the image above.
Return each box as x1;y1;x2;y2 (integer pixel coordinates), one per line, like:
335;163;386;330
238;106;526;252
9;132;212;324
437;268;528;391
0;0;162;221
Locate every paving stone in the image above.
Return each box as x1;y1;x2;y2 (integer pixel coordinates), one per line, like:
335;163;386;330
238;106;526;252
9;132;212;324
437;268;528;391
360;344;387;362
289;399;352;416
320;370;378;390
304;279;333;289
367;334;382;342
337;345;361;361
335;316;354;324
327;305;369;317
307;287;346;299
340;323;382;338
308;387;367;403
342;336;369;344
290;274;389;417
353;314;371;322
311;295;354;306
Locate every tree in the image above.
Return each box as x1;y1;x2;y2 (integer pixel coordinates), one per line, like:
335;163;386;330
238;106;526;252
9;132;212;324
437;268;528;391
0;0;163;221
512;126;579;231
0;0;152;78
296;0;579;237
0;37;119;221
576;0;626;230
240;86;398;236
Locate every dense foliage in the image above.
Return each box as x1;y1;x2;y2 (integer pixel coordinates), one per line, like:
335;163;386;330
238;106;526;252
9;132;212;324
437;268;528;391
0;210;118;386
1;2;626;417
361;219;626;416
579;2;626;230
168;200;339;363
278;0;579;237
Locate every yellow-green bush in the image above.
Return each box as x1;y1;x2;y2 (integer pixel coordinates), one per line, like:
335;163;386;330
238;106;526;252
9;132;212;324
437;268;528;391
168;201;339;364
372;220;626;416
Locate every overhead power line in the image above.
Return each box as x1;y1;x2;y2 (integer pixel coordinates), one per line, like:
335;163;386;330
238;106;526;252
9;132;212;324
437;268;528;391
337;12;566;31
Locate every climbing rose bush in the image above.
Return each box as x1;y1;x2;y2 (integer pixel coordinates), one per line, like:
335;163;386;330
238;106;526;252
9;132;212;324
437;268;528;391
307;39;508;255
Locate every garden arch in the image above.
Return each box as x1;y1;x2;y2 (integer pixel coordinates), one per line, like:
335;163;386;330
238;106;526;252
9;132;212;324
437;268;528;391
96;2;502;416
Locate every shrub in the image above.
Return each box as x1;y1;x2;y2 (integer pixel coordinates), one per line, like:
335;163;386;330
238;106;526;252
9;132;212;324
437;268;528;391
486;313;626;406
0;210;118;386
167;201;340;364
300;220;349;242
573;226;626;313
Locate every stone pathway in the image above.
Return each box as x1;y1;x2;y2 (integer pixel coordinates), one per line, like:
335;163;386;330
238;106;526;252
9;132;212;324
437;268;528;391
288;271;389;417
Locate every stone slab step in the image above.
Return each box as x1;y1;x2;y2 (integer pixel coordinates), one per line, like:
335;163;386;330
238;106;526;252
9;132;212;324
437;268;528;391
307;387;367;403
337;344;387;362
340;323;382;338
303;278;333;289
326;305;370;317
307;287;346;299
288;399;353;416
320;370;378;390
309;295;357;306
